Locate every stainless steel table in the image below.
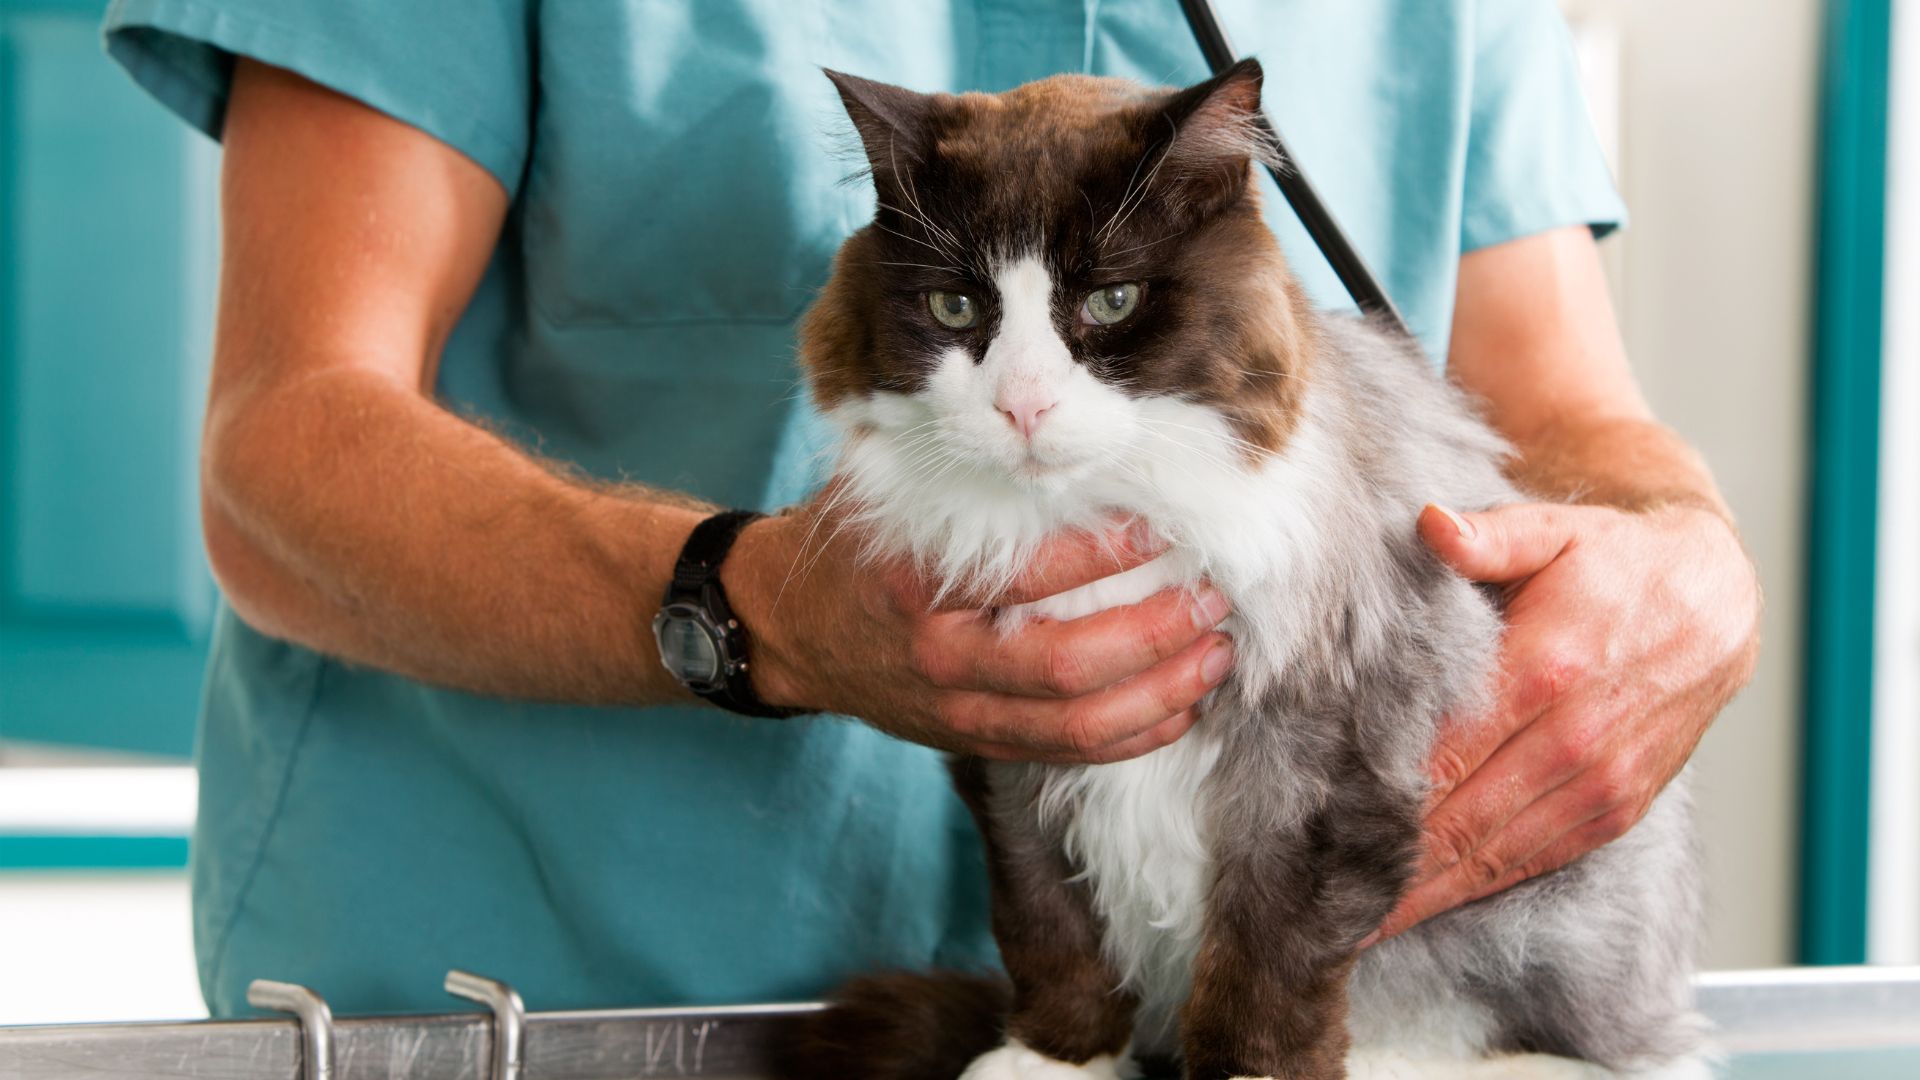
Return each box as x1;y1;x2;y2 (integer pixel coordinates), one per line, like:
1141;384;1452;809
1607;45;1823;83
1692;968;1920;1078
1;967;1914;1078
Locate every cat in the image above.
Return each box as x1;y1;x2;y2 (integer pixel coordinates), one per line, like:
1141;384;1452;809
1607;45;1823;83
775;60;1707;1080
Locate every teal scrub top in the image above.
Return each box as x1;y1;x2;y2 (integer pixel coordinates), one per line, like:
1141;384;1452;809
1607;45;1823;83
102;0;1625;1019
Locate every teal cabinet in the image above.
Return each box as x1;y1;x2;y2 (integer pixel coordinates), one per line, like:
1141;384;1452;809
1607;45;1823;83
1;0;218;759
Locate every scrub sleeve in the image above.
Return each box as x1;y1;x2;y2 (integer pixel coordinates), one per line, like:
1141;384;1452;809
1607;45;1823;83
1460;0;1627;252
105;0;531;192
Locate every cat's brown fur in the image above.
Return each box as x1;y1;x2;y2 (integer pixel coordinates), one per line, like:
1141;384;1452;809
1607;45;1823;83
801;64;1314;458
948;756;1138;1064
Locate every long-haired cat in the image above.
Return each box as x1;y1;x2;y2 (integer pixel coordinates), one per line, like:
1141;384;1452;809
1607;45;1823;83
777;61;1705;1080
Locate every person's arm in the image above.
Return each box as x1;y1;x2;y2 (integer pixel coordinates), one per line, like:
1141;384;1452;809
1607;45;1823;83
1368;226;1761;941
203;59;705;706
204;60;1231;762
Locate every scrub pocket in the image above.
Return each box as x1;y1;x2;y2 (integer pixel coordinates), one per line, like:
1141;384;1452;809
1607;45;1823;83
521;0;857;328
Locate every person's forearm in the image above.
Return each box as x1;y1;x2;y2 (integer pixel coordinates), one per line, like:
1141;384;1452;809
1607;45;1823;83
1503;412;1731;523
202;364;709;706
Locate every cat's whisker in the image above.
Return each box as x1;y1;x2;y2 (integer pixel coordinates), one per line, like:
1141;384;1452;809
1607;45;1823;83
1141;414;1277;452
1120;440;1190;477
1132;418;1242;462
897;168;965;258
892;443;948;472
1137;417;1274;464
894;428;946;450
771;382;811;407
871;219;951;259
913;441;982;487
1106;455;1158;490
869;260;970;276
1099;119;1178;247
790;513;859;599
1091;228;1189;269
1096;113;1178;248
906;446;974;489
1094;141;1156;248
893;439;949;463
897;450;960;488
886;435;968;486
898;439;958;468
771;480;863;614
876;202;962;263
885;418;945;441
889;428;957;462
886;136;965;257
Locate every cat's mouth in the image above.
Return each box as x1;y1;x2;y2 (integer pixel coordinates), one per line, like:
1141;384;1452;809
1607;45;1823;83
1009;449;1094;487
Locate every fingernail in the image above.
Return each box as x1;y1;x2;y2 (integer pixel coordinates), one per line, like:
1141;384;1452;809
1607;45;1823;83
1191;589;1231;630
1201;639;1234;684
1432;504;1474;539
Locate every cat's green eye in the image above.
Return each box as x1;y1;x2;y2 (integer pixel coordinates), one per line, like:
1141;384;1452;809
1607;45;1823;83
927;291;979;329
1081;283;1142;326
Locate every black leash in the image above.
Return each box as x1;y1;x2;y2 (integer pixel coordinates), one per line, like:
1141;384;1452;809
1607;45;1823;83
1177;0;1414;340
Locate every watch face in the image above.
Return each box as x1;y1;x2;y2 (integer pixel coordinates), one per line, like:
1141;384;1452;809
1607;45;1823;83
655;606;724;687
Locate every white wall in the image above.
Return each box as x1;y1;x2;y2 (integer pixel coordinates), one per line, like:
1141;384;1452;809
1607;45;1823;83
1564;0;1821;969
1870;0;1920;966
0;874;204;1025
0;743;203;1024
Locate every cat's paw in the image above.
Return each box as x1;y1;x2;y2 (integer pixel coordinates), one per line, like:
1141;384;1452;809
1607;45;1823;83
958;1040;1122;1080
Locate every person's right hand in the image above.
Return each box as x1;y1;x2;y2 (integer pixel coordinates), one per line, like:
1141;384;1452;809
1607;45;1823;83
722;493;1235;764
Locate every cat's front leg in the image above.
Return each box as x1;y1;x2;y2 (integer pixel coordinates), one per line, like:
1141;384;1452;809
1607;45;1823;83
1180;768;1420;1080
949;757;1137;1078
1183;934;1355;1080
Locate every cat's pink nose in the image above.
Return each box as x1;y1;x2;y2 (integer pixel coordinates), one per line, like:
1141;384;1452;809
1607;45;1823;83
996;393;1058;440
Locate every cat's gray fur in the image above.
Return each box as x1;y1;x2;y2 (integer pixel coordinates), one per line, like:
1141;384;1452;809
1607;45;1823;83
781;61;1706;1080
977;312;1704;1074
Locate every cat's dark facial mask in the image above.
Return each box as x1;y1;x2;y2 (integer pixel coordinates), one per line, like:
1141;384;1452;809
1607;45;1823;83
801;61;1314;489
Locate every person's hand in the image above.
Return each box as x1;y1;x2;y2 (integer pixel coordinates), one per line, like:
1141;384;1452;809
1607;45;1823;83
722;492;1235;764
1366;501;1760;945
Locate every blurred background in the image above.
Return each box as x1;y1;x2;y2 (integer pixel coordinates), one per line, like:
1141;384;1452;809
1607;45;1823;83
1;0;1915;1027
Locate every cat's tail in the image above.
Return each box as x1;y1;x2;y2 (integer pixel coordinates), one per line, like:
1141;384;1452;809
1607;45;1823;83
771;970;1012;1080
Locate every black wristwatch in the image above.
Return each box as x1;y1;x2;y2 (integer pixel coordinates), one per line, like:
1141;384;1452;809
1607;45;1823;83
652;509;803;719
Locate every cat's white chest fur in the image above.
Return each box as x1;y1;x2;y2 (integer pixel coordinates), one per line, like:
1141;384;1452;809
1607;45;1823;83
1024;554;1224;1037
1050;727;1223;1035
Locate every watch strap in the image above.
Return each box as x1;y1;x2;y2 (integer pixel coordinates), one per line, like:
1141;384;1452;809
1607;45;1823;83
662;510;804;719
666;509;764;603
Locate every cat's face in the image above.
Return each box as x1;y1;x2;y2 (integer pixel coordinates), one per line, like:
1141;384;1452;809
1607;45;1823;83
803;61;1315;495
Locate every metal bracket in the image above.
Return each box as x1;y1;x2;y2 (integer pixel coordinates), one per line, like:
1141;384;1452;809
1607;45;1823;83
445;970;525;1080
246;979;333;1080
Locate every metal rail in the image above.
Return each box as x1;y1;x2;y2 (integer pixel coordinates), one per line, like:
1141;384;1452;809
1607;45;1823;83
0;973;823;1080
1;968;1916;1079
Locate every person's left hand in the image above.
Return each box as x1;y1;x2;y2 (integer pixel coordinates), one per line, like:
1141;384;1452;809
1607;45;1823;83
1365;501;1761;946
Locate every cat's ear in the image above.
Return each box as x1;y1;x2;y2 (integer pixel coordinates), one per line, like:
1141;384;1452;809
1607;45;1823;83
823;69;937;188
1150;58;1274;217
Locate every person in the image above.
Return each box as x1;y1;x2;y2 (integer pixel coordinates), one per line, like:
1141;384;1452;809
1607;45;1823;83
101;0;1760;1017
